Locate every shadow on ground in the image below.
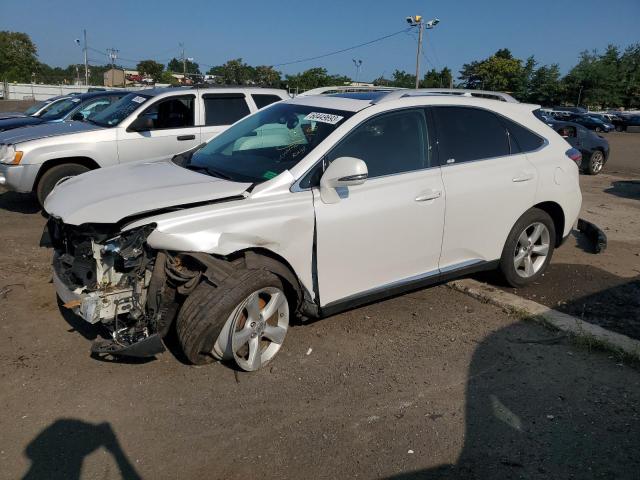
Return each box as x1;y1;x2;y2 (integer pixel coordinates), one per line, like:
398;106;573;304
386;320;640;479
605;180;640;201
0;190;40;214
22;419;142;480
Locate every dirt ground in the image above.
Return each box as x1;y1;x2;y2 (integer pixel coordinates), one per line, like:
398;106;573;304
1;118;640;478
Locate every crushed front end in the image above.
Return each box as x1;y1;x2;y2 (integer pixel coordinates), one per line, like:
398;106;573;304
46;218;181;358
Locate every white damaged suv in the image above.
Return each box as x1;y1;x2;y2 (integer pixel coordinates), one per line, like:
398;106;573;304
44;89;582;371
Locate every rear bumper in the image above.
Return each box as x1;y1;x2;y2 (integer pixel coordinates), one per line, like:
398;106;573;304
0;163;39;192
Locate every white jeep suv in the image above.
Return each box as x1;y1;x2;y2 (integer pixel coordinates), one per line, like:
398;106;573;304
0;87;289;205
44;90;582;371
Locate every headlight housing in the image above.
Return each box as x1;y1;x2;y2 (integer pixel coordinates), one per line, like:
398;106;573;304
0;144;24;165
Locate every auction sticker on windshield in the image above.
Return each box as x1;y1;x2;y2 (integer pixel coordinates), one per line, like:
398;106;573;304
131;96;147;104
304;112;344;125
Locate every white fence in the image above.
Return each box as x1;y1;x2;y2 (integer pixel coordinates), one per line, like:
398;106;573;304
0;82;148;101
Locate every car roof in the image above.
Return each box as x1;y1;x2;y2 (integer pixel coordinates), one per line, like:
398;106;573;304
75;90;129;100
287;88;527;113
134;86;288;98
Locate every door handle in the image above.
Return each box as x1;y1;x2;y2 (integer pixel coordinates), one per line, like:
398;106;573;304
512;172;534;182
415;190;442;202
177;135;196;141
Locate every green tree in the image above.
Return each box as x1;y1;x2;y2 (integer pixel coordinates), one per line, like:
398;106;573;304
167;57;200;74
526;64;563;106
390;70;416;88
285;67;350;91
253;65;281;87
0;31;39;82
136;60;164;82
421;67;453;88
208;58;254;85
159;71;180;85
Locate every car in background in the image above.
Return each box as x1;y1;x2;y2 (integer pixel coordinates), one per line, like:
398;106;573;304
549;120;609;175
565;113;614;133
0;91;127;133
589;112;620;124
0;95;71;121
0;87;289;205
611;114;640;132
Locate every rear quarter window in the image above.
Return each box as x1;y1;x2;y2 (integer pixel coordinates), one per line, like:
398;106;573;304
500;117;545;153
252;94;283;109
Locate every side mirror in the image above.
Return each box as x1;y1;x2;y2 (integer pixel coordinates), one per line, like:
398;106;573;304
127;116;154;132
319;156;368;204
71;111;85;121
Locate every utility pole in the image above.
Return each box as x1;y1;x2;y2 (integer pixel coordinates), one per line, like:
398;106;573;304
106;48;119;87
180;42;186;81
352;59;363;85
83;29;89;86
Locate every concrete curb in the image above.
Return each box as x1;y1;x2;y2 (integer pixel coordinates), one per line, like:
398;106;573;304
448;278;640;359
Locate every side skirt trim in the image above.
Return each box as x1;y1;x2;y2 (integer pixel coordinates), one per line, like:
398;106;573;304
318;259;499;318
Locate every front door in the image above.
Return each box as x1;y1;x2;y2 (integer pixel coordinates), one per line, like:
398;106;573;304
117;94;200;164
313;108;445;306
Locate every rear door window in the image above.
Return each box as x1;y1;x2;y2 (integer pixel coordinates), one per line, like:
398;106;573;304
500;117;545;153
204;94;250;126
432;106;509;164
251;94;283;109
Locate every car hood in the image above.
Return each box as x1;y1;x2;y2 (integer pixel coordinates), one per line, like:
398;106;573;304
0;120;102;145
44;160;253;225
0;116;43;132
0;112;27;120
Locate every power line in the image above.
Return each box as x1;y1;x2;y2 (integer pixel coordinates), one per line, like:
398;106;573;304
269;27;412;67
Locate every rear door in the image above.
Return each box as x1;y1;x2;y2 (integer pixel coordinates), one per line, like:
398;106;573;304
200;93;252;143
117;94;200;164
433;106;539;269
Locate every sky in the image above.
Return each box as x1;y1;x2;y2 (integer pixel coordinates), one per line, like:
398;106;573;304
2;0;639;81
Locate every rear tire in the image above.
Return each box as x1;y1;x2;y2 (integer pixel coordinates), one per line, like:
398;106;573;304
586;150;605;175
499;208;556;288
176;266;286;367
36;163;90;207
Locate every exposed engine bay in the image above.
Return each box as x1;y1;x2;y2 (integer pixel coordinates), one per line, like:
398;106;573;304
46;218;204;357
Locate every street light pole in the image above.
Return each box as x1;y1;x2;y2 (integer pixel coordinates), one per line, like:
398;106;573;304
352;59;363;84
414;21;423;89
406;16;440;89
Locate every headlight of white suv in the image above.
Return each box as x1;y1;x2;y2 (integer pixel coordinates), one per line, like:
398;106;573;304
0;144;24;165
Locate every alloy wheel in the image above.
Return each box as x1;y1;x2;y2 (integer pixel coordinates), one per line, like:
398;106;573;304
217;287;289;371
513;222;551;278
590;151;604;173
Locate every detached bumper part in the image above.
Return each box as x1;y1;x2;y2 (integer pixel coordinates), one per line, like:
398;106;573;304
91;334;166;358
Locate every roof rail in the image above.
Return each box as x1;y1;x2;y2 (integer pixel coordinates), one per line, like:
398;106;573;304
297;85;404;97
372;88;519;104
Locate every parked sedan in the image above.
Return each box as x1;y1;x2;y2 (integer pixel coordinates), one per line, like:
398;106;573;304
0;91;127;132
550;120;609;175
566;114;614;133
611;114;640;132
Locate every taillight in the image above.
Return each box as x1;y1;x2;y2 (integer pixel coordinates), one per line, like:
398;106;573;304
565;148;582;167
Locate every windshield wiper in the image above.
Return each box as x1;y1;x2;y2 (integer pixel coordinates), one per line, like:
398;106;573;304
185;163;233;180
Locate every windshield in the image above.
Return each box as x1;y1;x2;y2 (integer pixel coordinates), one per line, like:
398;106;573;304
39;97;82;120
89;93;152;127
187;102;354;183
24;100;51;116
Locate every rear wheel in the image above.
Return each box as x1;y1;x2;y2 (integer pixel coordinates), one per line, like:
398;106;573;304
176;267;289;370
36;163;90;206
615;125;624;132
586;150;605;175
595;126;602;133
499;209;556;288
